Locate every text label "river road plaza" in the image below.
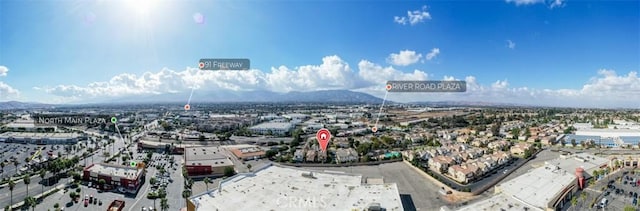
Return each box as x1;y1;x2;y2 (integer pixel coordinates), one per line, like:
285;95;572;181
386;80;467;92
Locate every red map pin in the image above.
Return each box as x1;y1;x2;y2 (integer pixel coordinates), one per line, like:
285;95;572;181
316;128;331;151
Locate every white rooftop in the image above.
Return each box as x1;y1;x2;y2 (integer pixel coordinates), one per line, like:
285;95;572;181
250;122;293;129
190;164;404;211
496;164;576;210
86;163;142;179
457;194;538;211
545;153;609;175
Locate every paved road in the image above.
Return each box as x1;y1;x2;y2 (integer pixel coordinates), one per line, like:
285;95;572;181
0;172;66;207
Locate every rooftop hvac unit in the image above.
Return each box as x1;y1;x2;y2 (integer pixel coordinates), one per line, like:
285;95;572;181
366;203;382;211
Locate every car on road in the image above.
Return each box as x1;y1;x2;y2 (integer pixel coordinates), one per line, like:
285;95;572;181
84;198;89;207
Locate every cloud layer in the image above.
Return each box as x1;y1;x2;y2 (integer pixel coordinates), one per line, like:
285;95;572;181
0;66;20;99
394;6;431;25
37;56;640;108
505;0;565;9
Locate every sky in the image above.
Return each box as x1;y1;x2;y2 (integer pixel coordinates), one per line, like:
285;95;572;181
0;0;638;108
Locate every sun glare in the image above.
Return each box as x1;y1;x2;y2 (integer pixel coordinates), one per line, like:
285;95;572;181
124;0;156;15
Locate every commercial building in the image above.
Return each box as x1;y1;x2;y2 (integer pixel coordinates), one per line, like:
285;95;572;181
230;147;266;161
185;147;234;177
249;122;294;136
187;164;404;211
2;121;57;132
0;132;81;144
82;163;145;194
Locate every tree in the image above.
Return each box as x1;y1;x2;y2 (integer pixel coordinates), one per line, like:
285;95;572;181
203;177;211;191
181;190;191;201
24;196;36;211
592;170;600;179
98;179;106;189
223;167;235;177
13;161;19;175
69;192;77;202
160;198;169;211
23;174;31;197
39;170;46;195
570;196;578;208
8;180;15;206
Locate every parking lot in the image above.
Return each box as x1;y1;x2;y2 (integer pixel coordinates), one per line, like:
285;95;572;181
591;169;640;210
0;143;68;179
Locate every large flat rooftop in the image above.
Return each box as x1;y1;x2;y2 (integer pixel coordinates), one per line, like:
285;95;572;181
545;153;608;175
86;163;142;179
190;164;404;211
496;164;576;210
0;132;79;139
185;147;232;167
457;194;537;211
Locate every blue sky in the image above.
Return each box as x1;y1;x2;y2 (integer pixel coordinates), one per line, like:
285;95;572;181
0;0;638;107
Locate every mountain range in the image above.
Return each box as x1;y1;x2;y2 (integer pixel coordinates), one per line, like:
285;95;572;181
0;90;533;109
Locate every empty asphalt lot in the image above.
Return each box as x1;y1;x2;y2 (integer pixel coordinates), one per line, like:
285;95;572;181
303;162;450;211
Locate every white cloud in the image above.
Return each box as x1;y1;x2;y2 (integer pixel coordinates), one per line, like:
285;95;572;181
505;0;545;6
492;80;509;89
507;40;516;49
549;0;565;8
425;48;440;60
39;57;640;108
387;50;422;66
358;60;428;85
0;82;19;99
394;5;431;25
0;66;20;99
506;0;566;9
0;66;8;77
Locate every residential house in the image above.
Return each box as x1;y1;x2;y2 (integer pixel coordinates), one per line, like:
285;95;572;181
510;142;533;156
491;151;511;165
294;149;305;162
335;148;358;163
428;156;455;174
456;135;473;144
317;150;328;162
487;140;510;151
448;164;480;184
305;150;316;162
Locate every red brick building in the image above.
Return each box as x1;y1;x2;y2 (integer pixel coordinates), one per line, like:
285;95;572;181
83;163;145;193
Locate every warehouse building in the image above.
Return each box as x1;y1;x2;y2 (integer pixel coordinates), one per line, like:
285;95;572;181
0;132;81;144
456;163;578;211
185;147;234;177
249;122;294;136
187;164;404;211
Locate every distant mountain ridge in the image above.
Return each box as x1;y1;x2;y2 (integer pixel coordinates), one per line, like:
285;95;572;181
0;101;54;110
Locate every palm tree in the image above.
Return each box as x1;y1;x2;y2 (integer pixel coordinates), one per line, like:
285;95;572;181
13;161;19;175
203;177;211;191
0;161;5;177
39;170;46;194
24;196;36;211
23;174;31;197
160;198;169;211
8;180;15;206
